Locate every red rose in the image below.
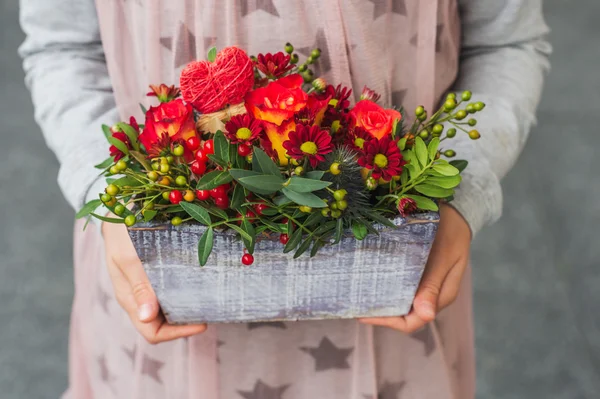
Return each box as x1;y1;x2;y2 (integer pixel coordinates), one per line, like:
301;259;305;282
349;100;402;140
138;99;198;153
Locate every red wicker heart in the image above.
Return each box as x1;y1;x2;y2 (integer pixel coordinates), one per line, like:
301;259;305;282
180;46;255;114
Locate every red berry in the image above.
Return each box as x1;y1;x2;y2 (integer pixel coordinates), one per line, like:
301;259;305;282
196;189;210;201
241;253;254;266
254;203;269;216
279;234;289;244
215;196;229;209
186;137;200;151
191;161;207;175
245;210;256;219
169;190;183;204
210;184;229;199
203;139;215;155
237;143;252;157
195;149;208;163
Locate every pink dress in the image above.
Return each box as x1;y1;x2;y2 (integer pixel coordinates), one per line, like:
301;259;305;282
66;1;474;398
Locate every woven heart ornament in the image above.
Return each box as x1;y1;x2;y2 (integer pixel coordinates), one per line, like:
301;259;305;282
180;46;255;114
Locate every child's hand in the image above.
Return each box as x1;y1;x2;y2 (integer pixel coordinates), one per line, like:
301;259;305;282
102;222;207;343
360;203;472;333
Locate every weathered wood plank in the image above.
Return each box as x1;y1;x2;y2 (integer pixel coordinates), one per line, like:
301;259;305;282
128;212;439;324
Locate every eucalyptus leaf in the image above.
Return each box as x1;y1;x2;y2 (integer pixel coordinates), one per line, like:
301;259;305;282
197;227;214;266
303;212;323;228
180;202;212;225
76;199;103;219
274;195;293;207
405;194;439;212
229;169;261;180
213;131;230;165
196;170;233;190
281;188;327;208
414;184;454;198
207;154;227;168
305;171;325;180
238;175;284;194
414;136;428;167
230;183;245;210
252;147;281;177
286;177;331;193
428;137;440;161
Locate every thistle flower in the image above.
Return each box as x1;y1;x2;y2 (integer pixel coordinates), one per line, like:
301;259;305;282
255;52;294;79
360;86;381;103
397;197;418;217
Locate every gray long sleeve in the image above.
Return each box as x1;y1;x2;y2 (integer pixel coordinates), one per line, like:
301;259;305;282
19;0;119;212
450;0;551;235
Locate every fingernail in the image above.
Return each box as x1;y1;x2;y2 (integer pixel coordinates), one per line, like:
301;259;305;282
138;304;154;321
421;302;436;319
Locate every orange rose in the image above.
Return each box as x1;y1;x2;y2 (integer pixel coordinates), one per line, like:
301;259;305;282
245;74;308;164
139;99;197;152
349;100;402;140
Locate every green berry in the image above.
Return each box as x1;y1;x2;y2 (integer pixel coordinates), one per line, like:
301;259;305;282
444;98;457;111
162;191;170;201
331;210;342;219
290;53;299;64
115;160;128;171
143;200;154;210
299;205;312;213
172;145;185;157
446;93;457;100
468;118;477;127
336;200;348;211
298;64;307;72
444;150;456;157
106;184;120;196
417;111;428;122
147;171;159;181
160;157;169;165
109;166;119;175
366;177;378;191
432;124;444;134
311;48;321;59
306;56;315;64
166;155;174;164
160;163;170;173
415;106;425;117
321;208;331;217
175;175;187;186
474;101;486;111
294;166;304;176
333;189;347;201
419;130;429;139
329;162;341;175
446;128;457;138
124;215;136;227
330;202;338;210
114;204;126;216
465;104;476;114
171;216;183;226
101;193;112;203
284;43;294;54
455;110;467;120
468;130;481;140
461;91;472;101
151;162;160;171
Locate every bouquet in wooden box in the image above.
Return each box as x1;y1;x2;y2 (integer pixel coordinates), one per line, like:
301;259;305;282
78;44;484;324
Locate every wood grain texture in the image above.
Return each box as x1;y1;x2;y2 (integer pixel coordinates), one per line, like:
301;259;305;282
128;212;439;324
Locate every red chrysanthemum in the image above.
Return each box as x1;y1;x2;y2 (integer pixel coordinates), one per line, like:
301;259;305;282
282;124;333;167
318;84;352;110
145;133;173;159
224;114;263;144
345;127;372;153
397;197;418;217
358;136;406;181
109;132;131;161
147;84;181;103
255;52;294;79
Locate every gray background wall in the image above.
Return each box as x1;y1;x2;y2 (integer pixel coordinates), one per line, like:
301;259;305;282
1;0;599;398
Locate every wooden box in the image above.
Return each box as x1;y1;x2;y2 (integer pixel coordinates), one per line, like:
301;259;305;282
127;212;438;324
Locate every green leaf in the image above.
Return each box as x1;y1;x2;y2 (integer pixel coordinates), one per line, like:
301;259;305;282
240;218;256;254
364;210;396;228
414;136;428;167
107;136;130;156
405;194;439;212
284;228;303;253
143;210;158;222
450;159;469;173
76;199;103;219
95;157;114;169
230;183;245;210
206;206;229;220
405;163;420;181
180;202;212;225
140;103;148;114
213;131;230;165
414;184;454;198
305;171;325;180
117;122;140;151
129;150;152;171
424;175;462;189
281;188;327;208
333;218;344;244
90;213;124;224
237;175;284;195
303;212;323;228
351;222;368;240
400;168;409;186
162;205;183;213
112;176;144;187
274;195;293;207
196;170;233;190
259;207;279;216
286;177;331;193
432;161;460;176
102;124;112;141
428;137;440;161
310;240;325;258
259;218;286;233
197;227;214;266
207;47;217;62
207;154;228;168
252;147;281;177
229;169;261;181
225;223;253;243
294;236;313;259
398;136;408;151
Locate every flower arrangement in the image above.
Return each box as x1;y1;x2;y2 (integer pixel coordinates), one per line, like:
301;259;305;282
78;44;485;266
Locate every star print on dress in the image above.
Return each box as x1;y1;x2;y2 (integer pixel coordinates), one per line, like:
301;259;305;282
160;22;197;68
300;336;354;371
410;25;444;53
238;380;290;399
298;29;331;75
122;345;137;364
411;324;435;356
239;0;280;17
96;286;111;314
377;381;406;399
204;36;218;51
247;322;287;330
368;0;408;19
122;345;164;383
98;355;117;393
391;89;408;107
